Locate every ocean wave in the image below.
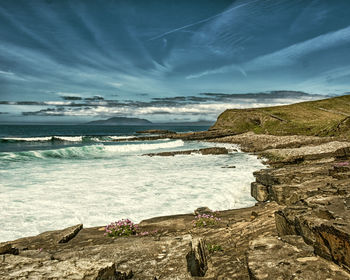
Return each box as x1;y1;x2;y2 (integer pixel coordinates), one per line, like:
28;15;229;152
0;140;185;161
0;135;136;143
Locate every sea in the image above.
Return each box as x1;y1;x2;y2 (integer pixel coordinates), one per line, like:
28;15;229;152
0;124;265;242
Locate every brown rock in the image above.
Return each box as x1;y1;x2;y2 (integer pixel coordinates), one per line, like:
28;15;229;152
261;141;350;164
251;182;269;202
0;243;18;256
275;195;350;270
0;255;120;280
0;243;12;255
144;147;228;156
209;131;334;152
186;238;208;277
247;236;350;280
58;224;83;243
194;207;212;216
199;147;228;155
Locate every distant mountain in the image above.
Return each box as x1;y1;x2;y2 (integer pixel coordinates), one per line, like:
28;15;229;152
85;117;214;126
86;117;152;125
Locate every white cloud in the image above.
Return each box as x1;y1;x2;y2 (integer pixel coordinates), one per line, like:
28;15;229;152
0;70;14;76
109;82;123;88
47;98;309;119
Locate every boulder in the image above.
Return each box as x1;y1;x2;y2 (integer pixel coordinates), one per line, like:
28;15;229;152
247;236;350;279
186;238;208;277
0;243;18;255
194;207;213;216
199;147;228;155
58;224;83;243
251;182;269;202
0;255;121;280
261;141;350;164
275;195;350;270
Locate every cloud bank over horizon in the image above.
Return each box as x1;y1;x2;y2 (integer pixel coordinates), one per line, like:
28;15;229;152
0;0;350;123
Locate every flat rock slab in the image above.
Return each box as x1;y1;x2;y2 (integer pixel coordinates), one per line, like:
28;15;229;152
144;147;229;157
262;141;350;163
57;224;83;243
275;194;350;270
9;224;84;251
0;255;120;280
247;236;350;280
210;132;334;152
1;202;282;279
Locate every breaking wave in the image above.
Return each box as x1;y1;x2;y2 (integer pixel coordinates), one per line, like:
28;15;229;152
0;140;184;161
0;135;136;143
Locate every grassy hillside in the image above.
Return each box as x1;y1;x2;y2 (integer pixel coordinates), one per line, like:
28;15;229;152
210;94;350;137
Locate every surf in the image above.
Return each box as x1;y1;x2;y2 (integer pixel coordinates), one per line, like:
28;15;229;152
0;140;185;161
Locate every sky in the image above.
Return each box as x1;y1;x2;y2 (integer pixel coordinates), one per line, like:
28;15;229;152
0;0;350;124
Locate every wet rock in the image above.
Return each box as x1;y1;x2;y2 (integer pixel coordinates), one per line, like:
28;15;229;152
194;207;212;216
251;182;269;202
275;195;350;270
199;147;228;155
247;236;350;279
143;147;228;156
252;163;338;205
221;165;236;168
0;243;18;255
58;224;83;243
0;255;119;280
1;130;350;279
261;141;350;164
186;238;208;277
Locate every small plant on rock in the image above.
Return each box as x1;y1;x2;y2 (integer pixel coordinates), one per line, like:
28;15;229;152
104;219;138;237
207;243;223;254
192;212;221;228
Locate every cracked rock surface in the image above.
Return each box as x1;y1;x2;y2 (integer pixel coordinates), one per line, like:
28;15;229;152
1;131;350;279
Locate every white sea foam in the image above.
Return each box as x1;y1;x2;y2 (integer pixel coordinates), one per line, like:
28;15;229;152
54;136;83;142
1;137;53;142
0;140;265;242
103;139;184;153
0;140;185;161
1;136;83;142
107;136;137;140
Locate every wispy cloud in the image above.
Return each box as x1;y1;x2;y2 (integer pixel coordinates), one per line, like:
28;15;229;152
244;24;350;71
147;1;256;41
185;24;350;79
1;0;350;122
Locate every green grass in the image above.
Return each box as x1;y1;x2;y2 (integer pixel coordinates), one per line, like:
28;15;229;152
210;95;350;138
207;243;223;254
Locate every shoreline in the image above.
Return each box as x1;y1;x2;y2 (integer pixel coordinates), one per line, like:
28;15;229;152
1;130;350;279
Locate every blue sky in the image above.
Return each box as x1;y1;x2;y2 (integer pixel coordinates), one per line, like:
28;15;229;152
0;0;350;123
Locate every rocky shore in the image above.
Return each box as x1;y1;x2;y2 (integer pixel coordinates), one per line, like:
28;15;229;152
1;129;350;279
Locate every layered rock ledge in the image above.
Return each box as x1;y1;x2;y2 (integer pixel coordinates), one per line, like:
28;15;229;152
143;147;229;157
1;130;350;279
